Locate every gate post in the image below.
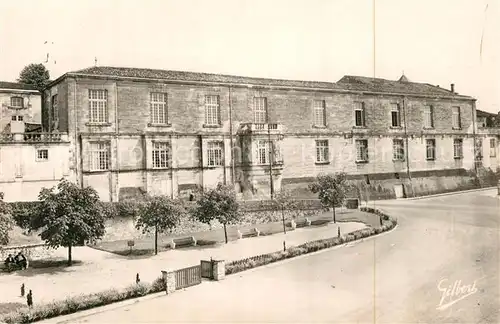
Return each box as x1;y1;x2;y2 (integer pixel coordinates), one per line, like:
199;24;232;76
212;260;226;281
161;269;176;294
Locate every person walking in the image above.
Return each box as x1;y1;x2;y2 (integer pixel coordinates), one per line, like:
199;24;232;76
136;273;140;284
26;290;33;309
20;283;25;297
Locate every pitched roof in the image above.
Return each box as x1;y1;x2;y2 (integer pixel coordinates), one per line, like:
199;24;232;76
476;109;497;118
0;81;39;91
69;66;344;90
337;75;472;99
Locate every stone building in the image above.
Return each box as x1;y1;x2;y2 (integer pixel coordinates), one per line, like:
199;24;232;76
0;81;71;202
42;66;498;201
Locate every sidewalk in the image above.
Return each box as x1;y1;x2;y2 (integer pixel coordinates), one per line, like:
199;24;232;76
0;218;366;306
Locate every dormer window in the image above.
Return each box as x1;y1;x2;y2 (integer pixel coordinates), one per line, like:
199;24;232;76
10;97;24;108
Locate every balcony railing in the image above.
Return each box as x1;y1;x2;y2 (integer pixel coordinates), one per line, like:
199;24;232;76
0;132;69;143
239;123;283;133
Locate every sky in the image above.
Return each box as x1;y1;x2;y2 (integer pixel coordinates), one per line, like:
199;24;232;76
0;0;498;113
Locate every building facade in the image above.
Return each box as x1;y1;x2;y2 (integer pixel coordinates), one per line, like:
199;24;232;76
0;82;71;202
42;67;499;202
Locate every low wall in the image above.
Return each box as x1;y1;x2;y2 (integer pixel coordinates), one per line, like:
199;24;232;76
0;243;58;261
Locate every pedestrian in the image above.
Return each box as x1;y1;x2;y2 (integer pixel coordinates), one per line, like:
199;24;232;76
136;273;140;284
20;283;25;297
26;290;33;309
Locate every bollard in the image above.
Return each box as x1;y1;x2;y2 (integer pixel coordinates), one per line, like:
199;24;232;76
283;240;286;251
337;226;341;238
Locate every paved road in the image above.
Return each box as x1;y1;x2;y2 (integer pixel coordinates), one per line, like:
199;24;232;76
54;189;499;324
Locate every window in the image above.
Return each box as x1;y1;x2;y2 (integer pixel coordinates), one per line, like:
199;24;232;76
89;89;108;123
426;139;436;160
150;92;168;124
315;140;329;163
355;140;369;162
452;107;461;129
11;115;23;121
475;138;483;160
10;97;23;108
256;140;269;164
152;142;171;169
424;105;434;128
392;139;405;161
490;139;496;157
90;142;110;171
354;102;366;127
204;95;220;126
36;149;48;161
453;139;463;159
391;104;401;127
313;100;326;126
207;141;223;166
253;97;267;124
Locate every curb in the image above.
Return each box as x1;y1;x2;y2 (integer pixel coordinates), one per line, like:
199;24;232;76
405;186;496;200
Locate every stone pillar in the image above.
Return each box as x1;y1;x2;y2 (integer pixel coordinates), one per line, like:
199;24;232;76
212;260;226;281
161;270;176;294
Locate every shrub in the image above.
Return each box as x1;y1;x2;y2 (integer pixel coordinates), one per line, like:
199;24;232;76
9;201;40;229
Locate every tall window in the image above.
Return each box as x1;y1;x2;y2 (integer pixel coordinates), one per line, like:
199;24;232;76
204;95;220;126
452;107;461;129
453;139;463;159
490;138;496;157
355;139;369;162
426;139;436;160
150;92;168;124
90;142;110;171
424;105;434;128
315;140;329;163
51;94;58;129
36;149;49;161
391;103;401;127
253;97;267;124
10;97;23;108
475;138;483;160
207;141;223;166
392;139;405;161
152;142;170;168
354;102;366;127
256;140;269;164
313;100;326;126
89;90;108;123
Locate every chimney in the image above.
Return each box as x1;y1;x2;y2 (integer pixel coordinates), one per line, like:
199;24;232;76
450;83;455;93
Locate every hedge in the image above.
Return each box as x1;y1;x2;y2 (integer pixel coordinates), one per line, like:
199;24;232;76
0;276;166;324
225;207;397;275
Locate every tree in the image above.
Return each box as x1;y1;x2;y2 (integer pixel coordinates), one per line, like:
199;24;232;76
308;172;351;223
0;193;13;246
192;183;241;244
31;180;106;265
18;63;50;90
135;196;185;255
272;189;299;235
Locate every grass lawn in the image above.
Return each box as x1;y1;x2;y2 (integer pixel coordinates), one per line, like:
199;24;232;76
92;209;379;257
0;303;26;316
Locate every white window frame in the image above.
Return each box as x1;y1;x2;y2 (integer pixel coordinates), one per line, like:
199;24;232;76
207;141;223;166
452;106;461;129
204;95;220;126
253;97;268;124
392;139;405;161
152;141;171;169
490;138;496;157
453;138;463;159
36;149;49;162
355;139;369;162
313;100;326;127
354;102;366;127
315;139;329;163
391;103;401;127
89;89;108;124
256;140;269;165
90;142;110;171
424;105;434;128
150;92;168;124
426;139;436;160
10;96;24;108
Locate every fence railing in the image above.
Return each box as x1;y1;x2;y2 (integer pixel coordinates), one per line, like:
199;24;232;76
175;265;201;289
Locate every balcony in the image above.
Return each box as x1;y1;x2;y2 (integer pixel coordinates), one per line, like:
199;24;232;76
0;132;69;143
239;123;283;135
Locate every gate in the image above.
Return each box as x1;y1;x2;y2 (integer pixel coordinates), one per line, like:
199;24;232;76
200;260;214;279
175;265;201;290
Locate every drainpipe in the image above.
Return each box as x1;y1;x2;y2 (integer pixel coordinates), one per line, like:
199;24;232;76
74;78;83;188
402;96;414;197
472;100;478;176
228;86;235;185
266;98;274;199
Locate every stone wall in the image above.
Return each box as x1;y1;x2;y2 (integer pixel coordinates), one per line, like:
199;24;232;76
0;243;59;261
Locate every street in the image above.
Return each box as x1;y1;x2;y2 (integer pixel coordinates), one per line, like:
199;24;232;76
55;189;499;324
